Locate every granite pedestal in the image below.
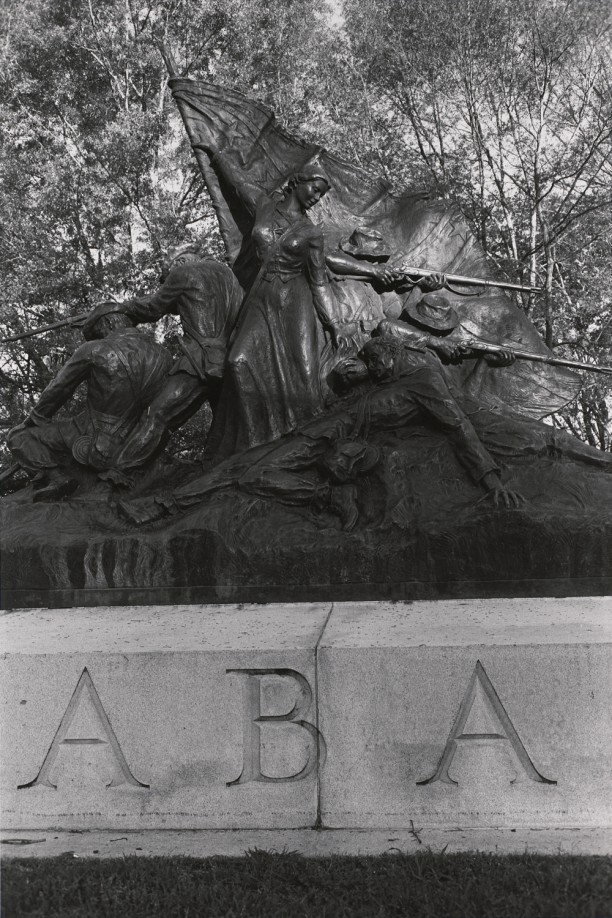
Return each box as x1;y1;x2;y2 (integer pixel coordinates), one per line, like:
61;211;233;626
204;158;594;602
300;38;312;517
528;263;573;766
1;599;610;839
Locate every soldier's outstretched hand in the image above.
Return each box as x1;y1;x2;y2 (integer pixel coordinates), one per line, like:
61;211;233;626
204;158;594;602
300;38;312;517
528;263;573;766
479;471;526;509
419;273;446;292
488;485;525;509
428;339;471;363
484;348;516;367
479;475;525;509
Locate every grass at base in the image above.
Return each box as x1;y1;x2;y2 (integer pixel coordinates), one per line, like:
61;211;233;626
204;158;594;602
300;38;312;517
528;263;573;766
2;851;611;918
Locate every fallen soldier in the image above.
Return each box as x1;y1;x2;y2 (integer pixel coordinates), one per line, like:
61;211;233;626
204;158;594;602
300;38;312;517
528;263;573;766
118;298;612;528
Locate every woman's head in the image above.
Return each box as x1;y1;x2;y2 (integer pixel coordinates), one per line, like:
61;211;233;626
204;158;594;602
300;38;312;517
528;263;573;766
284;172;331;211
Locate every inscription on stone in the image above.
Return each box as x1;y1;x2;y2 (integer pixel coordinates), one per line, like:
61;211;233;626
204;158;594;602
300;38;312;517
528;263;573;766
418;661;556;786
18;668;148;790
227;668;324;785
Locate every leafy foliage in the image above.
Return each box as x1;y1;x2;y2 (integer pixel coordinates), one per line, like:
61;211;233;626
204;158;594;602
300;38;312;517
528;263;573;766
337;0;612;447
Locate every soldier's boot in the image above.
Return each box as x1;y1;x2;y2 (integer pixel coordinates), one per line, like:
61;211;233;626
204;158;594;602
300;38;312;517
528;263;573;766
328;483;359;532
116;495;174;526
32;469;79;502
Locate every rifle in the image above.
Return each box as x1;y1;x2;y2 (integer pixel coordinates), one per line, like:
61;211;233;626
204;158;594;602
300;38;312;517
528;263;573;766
466;338;612;376
1;312;90;345
0;462;20;484
398;264;542;295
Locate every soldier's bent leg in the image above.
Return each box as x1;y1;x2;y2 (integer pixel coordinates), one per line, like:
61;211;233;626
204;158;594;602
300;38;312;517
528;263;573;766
8;422;73;475
8;421;83;500
238;469;325;505
550;428;612;468
113;374;207;471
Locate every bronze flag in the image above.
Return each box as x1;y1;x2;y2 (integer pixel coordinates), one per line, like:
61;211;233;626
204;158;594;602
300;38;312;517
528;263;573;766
168;73;580;419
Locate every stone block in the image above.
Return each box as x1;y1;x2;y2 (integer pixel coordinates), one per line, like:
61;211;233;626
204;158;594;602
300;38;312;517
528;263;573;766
3;598;610;833
318;598;612;828
0;603;330;830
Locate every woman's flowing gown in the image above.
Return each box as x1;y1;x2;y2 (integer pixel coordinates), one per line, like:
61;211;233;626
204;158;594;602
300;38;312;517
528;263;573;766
205;153;337;460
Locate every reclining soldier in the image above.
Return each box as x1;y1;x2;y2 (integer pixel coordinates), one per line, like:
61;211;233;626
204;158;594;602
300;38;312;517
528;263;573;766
117;291;612;526
335;293;612;505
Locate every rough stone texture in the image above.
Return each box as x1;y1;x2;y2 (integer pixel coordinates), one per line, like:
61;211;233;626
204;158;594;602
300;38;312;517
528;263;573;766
2;599;611;832
0;604;330;830
318;598;612;829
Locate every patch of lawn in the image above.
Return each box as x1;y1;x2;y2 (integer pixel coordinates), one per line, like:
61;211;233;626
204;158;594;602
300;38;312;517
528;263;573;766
2;851;611;918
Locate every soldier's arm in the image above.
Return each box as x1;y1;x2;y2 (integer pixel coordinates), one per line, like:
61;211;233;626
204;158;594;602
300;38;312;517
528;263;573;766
123;268;185;324
442;327;516;366
378;319;473;363
29;343;94;422
325;251;404;285
377;318;431;349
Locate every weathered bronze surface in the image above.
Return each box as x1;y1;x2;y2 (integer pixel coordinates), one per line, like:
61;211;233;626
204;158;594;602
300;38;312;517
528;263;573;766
115;246;242;469
2;76;611;607
6;308;173;497
168;76;580;421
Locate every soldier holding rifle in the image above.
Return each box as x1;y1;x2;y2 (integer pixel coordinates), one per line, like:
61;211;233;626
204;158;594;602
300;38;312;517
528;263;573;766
2;244;243;488
332;291;612;509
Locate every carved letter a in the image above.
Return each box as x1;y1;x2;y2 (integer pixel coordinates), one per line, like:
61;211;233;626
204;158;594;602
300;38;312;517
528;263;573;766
18;668;148;790
418;661;556;786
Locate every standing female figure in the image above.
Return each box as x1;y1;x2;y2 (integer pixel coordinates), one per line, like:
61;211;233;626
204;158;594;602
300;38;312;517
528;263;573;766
198;143;397;459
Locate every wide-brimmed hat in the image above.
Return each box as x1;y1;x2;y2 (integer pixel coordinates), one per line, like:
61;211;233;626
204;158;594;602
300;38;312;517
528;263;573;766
322;438;380;483
166;241;208;264
404;292;459;332
340;228;391;258
82;302;130;340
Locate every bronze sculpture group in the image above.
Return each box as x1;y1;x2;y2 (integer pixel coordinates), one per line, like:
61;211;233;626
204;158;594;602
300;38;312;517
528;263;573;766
6;75;612;532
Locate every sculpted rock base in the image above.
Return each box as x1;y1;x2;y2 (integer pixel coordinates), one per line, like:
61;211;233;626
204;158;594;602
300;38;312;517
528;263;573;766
1;425;612;608
2;599;610;831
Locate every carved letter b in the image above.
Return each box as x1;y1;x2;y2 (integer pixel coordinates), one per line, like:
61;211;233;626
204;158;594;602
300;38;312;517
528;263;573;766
227;668;324;785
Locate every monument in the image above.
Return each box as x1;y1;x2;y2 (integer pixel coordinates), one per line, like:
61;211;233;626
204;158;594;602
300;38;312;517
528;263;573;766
1;58;610;852
2;70;612;606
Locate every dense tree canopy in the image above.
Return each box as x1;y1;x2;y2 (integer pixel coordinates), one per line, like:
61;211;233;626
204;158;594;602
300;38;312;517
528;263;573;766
1;0;610;460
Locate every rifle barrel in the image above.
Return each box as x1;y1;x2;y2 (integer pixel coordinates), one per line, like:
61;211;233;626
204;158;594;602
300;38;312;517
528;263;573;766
0;462;20;484
1;312;90;345
469;340;612;376
399;265;542;295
